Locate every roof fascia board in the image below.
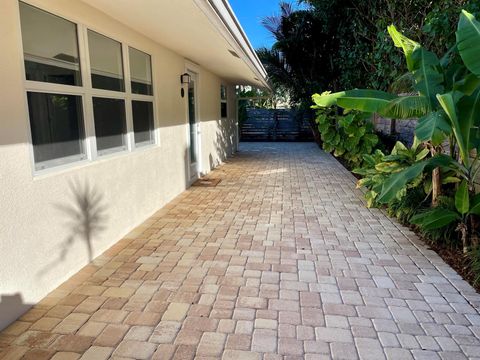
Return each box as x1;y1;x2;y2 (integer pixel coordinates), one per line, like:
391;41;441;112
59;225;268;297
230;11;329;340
193;0;270;88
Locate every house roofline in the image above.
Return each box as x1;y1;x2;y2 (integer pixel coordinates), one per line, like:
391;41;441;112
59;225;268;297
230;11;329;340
194;0;270;89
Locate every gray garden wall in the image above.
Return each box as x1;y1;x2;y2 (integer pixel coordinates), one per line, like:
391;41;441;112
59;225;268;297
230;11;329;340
374;115;417;146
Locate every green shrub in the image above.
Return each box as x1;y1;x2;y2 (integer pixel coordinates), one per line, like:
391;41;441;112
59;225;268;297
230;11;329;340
387;186;426;225
415;195;459;246
352;140;431;208
315;107;378;169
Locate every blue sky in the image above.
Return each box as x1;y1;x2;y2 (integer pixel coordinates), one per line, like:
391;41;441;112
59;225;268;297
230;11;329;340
229;0;305;50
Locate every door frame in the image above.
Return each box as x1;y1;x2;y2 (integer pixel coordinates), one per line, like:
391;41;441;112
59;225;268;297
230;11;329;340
185;66;201;182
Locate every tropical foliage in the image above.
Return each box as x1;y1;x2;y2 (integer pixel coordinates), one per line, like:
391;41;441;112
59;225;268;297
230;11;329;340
352;140;430;207
312;9;480;259
259;0;480;108
315;108;378;168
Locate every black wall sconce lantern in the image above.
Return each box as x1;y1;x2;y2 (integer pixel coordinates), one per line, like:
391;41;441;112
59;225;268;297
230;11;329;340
180;72;191;98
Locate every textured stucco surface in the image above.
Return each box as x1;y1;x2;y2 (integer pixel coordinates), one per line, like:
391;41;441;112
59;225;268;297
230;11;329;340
0;0;237;330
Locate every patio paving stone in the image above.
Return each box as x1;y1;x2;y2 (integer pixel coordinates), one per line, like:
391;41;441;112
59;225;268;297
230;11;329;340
1;142;480;359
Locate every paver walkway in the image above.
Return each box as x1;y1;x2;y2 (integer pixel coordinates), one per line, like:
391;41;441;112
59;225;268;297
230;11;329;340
2;142;480;360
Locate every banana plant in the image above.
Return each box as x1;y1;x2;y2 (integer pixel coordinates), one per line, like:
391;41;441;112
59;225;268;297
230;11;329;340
411;181;480;253
312;10;480;149
312;9;480;252
313;9;480;202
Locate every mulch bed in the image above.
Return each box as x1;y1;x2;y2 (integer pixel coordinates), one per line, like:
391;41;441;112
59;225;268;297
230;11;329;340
426;239;479;292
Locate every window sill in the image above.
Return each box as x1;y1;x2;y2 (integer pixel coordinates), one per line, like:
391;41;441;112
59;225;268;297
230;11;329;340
32;143;160;180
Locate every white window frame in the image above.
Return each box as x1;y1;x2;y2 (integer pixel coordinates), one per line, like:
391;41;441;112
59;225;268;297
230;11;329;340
19;1;158;176
129;46;156;148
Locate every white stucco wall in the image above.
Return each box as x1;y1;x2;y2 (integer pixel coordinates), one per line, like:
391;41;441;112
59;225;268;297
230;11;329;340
0;0;238;330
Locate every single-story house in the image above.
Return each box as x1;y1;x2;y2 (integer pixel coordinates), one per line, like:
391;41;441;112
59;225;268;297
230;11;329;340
0;0;268;330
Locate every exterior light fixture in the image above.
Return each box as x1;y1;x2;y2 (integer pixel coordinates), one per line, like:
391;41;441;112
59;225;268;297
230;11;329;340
180;72;191;97
180;73;191;84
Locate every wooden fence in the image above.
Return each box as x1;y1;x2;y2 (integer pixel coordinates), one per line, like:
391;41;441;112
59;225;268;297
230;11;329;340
240;108;313;142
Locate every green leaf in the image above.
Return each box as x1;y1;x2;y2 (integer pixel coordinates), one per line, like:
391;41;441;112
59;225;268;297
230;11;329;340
415;111;451;145
410;208;460;230
415;148;430;161
382;154;407;162
457;10;480;77
313;90;396;113
454;74;480;95
442;176;461;184
337;92;397;113
437;92;469;166
365;190;378;208
391;141;408;155
380;96;430;119
458;88;480;149
388;25;420;72
375;162;403;173
455;180;470;215
377;162;428;204
362;133;379;147
377;155;454;204
411;48;444;107
469;194;480;215
361;154;376;167
312;92;345;108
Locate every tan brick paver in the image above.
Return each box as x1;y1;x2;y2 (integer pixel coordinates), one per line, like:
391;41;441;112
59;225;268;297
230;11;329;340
2;142;480;359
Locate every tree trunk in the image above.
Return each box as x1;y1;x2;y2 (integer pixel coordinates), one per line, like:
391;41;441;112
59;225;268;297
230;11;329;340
430;147;441;207
432;168;440;207
458;222;469;254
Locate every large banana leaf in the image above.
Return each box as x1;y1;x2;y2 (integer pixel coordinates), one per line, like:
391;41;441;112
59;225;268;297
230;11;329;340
377;155;454;204
454;74;480;95
411;48;444;107
415;111;451;145
388;25;420;72
437;92;469;166
312;89;396;112
455;180;470;215
410;208;460;230
377;161;428;203
380;95;430;119
312;91;347;108
457;10;480;77
458;88;480;150
469;194;480;215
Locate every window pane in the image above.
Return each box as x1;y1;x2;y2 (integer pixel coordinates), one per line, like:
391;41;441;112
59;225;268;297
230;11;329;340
20;2;81;86
129;47;153;95
27;92;85;169
132;101;154;145
221;102;227;118
88;31;124;92
93;98;126;153
220;85;227;117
